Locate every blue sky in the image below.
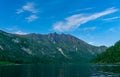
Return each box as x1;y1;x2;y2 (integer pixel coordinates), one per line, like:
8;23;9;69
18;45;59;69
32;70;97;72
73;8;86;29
0;0;120;46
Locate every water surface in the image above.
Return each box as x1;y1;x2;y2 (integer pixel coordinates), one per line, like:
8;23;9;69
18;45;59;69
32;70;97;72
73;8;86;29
0;64;120;77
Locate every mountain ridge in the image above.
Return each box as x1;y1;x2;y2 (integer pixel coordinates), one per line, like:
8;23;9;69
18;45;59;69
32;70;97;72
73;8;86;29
0;30;107;63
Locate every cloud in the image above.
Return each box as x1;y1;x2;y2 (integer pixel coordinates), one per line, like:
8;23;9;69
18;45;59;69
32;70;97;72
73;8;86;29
14;31;27;35
69;7;93;14
83;27;97;32
108;28;116;32
16;2;39;22
5;26;28;35
6;26;18;31
53;7;118;32
25;15;38;22
16;9;24;14
16;2;38;14
88;42;94;45
103;16;120;21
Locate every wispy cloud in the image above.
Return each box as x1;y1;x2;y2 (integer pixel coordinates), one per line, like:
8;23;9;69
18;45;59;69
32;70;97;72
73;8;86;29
103;16;120;21
53;7;118;32
14;31;27;35
83;27;97;32
25;15;38;22
16;2;39;14
6;26;28;35
6;26;18;31
16;2;39;22
16;9;24;14
69;7;93;14
108;28;116;32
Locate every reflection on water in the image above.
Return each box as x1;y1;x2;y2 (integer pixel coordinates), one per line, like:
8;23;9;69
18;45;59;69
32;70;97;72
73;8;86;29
91;65;120;77
0;64;120;77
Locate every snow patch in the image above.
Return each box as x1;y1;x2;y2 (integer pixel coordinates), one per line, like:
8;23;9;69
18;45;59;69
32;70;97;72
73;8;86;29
89;50;95;55
12;38;19;43
53;41;56;44
21;47;32;55
41;51;45;54
0;45;4;50
50;37;56;44
76;47;78;51
57;47;68;58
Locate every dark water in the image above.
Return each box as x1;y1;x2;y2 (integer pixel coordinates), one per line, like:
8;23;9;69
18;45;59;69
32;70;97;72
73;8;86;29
0;64;120;77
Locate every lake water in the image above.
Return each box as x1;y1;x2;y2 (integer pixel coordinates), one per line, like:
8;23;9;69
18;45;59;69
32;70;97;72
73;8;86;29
0;64;120;77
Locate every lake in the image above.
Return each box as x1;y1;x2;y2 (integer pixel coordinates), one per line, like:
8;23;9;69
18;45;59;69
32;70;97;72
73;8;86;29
0;64;120;77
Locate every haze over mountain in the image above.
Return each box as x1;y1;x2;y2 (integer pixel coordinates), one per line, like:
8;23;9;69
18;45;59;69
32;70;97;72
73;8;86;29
0;30;107;63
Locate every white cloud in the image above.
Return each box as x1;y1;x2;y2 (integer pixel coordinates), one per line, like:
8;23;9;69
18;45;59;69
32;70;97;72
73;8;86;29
14;31;27;35
16;2;38;14
83;27;97;32
88;42;94;45
108;28;116;32
16;9;24;14
25;15;38;22
6;26;18;31
16;2;39;22
103;16;120;21
69;7;93;14
53;7;118;32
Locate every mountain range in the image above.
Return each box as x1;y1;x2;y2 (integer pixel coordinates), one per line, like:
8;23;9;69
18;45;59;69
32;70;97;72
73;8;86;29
0;30;107;63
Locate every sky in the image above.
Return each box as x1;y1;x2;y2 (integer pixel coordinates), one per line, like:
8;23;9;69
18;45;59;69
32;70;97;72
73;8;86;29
0;0;120;46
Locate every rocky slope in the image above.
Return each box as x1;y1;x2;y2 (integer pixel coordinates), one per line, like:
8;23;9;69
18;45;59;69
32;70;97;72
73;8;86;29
0;30;107;63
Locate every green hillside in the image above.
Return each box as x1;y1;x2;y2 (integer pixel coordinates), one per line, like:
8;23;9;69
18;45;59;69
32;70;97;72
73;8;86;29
92;41;120;64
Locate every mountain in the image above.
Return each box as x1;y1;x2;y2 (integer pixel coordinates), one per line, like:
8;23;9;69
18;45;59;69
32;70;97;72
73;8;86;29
0;30;107;63
92;41;120;64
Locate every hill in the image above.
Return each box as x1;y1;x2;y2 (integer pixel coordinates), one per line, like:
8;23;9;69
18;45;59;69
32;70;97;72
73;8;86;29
92;41;120;64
